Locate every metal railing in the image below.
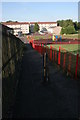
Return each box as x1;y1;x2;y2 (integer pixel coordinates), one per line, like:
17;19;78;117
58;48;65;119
30;40;80;79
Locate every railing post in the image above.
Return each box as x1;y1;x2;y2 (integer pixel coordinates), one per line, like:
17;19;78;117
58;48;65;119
32;39;33;47
63;53;66;69
40;44;41;53
68;55;71;72
75;54;79;79
53;48;54;61
41;50;49;83
58;46;61;65
33;43;35;49
42;44;44;54
55;51;57;62
43;52;46;81
50;45;52;60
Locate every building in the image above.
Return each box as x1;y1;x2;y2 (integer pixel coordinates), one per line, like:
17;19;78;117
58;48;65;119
2;22;29;35
2;21;57;35
29;22;57;33
48;26;62;35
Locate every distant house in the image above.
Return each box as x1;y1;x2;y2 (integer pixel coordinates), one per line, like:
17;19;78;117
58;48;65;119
2;21;58;35
48;26;62;35
2;22;29;36
29;22;57;33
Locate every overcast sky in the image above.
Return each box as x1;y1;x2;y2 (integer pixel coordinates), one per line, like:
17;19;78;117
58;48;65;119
2;2;78;22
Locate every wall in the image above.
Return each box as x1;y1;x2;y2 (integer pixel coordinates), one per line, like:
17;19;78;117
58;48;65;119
2;28;24;118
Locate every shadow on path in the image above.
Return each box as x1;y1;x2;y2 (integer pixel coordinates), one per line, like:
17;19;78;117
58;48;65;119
13;44;80;119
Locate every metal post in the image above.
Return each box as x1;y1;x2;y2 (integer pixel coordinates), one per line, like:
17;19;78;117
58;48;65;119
41;51;49;84
43;52;46;81
75;54;79;79
58;46;61;65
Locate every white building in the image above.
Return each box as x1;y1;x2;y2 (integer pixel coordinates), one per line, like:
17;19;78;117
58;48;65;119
29;22;57;32
2;21;57;35
2;22;29;35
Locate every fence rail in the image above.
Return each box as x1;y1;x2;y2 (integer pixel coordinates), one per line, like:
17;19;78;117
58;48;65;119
30;39;80;79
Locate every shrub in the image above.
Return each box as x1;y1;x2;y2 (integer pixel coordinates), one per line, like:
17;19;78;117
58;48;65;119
61;26;76;34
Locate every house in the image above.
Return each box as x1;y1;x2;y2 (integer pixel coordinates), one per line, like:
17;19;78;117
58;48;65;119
2;22;29;35
2;21;58;35
29;22;57;33
48;26;62;35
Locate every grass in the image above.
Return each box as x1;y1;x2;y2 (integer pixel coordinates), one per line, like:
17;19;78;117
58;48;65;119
46;44;80;78
27;33;80;40
32;35;52;40
61;34;79;39
47;44;80;55
27;34;52;40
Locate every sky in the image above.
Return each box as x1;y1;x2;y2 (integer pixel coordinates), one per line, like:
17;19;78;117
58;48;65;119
2;2;78;22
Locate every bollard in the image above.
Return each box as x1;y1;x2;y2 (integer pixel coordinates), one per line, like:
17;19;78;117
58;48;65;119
58;46;61;65
63;53;66;69
42;44;44;54
40;44;41;54
68;55;71;72
55;51;57;62
38;45;39;52
53;50;54;61
32;39;33;47
33;43;35;49
44;52;46;81
50;45;52;60
75;54;79;79
41;52;49;83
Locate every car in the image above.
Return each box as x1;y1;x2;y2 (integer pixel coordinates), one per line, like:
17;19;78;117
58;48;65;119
39;31;45;35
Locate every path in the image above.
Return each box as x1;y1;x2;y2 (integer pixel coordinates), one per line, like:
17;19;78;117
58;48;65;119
13;43;80;119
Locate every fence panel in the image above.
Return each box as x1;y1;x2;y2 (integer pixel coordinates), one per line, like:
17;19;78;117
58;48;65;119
32;43;80;79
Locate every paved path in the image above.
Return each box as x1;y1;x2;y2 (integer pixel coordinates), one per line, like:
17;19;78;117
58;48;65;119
13;43;80;119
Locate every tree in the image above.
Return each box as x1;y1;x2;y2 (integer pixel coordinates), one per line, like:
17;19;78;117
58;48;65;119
61;26;76;34
57;19;73;27
6;20;18;23
73;21;78;31
58;19;76;34
66;26;76;34
78;22;80;30
33;23;39;32
60;28;65;34
29;25;31;33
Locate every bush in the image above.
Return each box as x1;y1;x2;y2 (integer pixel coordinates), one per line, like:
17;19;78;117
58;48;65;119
33;23;39;33
66;26;76;34
61;26;76;34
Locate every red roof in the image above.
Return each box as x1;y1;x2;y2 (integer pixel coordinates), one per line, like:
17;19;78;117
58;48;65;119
2;21;57;25
30;22;57;24
2;22;29;25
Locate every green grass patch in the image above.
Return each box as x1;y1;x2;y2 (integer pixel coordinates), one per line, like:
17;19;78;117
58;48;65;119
61;34;79;39
47;44;80;55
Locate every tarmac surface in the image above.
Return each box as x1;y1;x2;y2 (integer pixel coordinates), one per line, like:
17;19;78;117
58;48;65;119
13;43;80;119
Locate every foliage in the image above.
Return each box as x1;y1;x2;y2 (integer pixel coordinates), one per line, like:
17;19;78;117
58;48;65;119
61;26;76;34
57;19;77;34
57;19;73;27
33;23;39;32
29;25;31;33
6;20;18;23
73;21;78;31
78;22;80;30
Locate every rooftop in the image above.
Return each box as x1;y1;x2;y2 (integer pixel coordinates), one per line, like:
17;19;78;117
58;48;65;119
2;21;57;25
